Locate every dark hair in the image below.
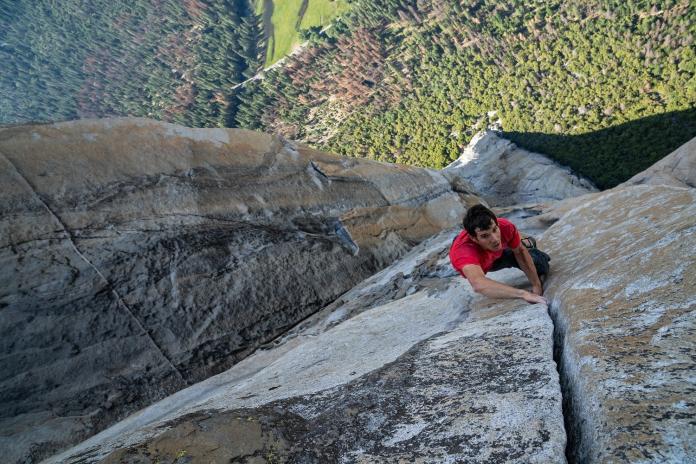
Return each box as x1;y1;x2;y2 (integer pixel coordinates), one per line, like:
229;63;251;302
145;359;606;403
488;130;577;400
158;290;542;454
463;204;498;237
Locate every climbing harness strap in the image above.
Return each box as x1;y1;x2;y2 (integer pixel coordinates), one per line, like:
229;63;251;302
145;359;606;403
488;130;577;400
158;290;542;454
521;236;537;250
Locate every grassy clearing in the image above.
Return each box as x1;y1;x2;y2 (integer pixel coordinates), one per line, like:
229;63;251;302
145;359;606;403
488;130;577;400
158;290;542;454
300;0;351;30
257;0;350;66
268;0;303;65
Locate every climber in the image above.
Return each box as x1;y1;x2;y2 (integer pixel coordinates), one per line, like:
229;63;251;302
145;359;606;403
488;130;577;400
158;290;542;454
449;204;550;305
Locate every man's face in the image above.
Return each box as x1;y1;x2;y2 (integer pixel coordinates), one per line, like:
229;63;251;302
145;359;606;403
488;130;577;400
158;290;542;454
472;220;502;252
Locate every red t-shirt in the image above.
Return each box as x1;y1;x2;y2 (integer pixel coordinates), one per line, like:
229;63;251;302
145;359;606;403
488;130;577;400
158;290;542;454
449;217;521;277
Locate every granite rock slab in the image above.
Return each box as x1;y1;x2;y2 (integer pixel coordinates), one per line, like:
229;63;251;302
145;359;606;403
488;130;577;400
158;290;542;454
543;185;696;462
48;232;566;463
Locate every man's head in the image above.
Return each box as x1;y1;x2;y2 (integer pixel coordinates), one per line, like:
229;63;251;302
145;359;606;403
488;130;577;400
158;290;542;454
463;204;502;251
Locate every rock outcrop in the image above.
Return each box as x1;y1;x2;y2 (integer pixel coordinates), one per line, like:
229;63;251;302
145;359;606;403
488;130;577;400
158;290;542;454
47;231;566;464
444;130;597;206
0;118;476;463
622;136;696;188
543;184;696;462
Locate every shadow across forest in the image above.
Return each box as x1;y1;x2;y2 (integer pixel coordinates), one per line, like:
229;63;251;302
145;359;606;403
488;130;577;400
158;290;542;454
502;108;696;190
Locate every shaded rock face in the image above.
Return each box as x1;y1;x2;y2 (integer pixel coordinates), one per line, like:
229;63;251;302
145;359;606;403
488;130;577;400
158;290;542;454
48;232;565;464
444;130;597;207
0;118;474;462
622;136;696;188
543;185;696;462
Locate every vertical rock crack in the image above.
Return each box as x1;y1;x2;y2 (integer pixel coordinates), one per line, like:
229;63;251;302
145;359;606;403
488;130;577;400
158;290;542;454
548;300;581;464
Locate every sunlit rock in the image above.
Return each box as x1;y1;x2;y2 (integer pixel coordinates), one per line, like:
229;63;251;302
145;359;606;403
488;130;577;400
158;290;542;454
444;130;597;206
543;184;696;462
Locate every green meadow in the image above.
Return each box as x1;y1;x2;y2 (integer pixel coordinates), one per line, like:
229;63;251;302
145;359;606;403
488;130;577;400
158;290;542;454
257;0;350;66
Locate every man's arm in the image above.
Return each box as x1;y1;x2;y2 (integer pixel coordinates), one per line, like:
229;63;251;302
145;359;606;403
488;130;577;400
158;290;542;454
461;264;547;304
511;244;543;295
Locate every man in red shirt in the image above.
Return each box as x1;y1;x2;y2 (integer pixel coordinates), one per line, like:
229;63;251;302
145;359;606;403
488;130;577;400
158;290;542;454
449;204;550;305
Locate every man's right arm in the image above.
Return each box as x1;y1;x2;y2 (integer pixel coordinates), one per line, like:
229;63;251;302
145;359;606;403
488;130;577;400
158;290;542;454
460;264;547;305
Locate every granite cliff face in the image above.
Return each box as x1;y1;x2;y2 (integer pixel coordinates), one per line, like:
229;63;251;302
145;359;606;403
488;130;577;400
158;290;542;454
47;181;696;464
0;118;476;462
543;184;696;462
3;121;695;463
46;233;567;464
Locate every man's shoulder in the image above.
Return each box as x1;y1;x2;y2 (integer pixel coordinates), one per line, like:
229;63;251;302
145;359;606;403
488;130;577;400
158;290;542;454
449;231;482;271
450;230;474;248
498;217;521;247
450;231;479;257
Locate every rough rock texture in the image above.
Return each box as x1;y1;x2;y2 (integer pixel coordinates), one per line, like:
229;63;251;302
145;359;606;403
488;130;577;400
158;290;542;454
444;130;597;206
47;231;565;464
622;136;696;188
9;117;691;464
543;185;696;462
0;118;476;463
50;183;696;463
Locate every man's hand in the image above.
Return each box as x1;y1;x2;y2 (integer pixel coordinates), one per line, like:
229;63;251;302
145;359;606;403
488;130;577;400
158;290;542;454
532;284;543;296
522;290;548;305
463;265;548;305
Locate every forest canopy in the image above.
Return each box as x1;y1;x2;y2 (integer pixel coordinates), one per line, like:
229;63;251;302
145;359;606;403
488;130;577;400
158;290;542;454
2;0;695;188
0;0;264;128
